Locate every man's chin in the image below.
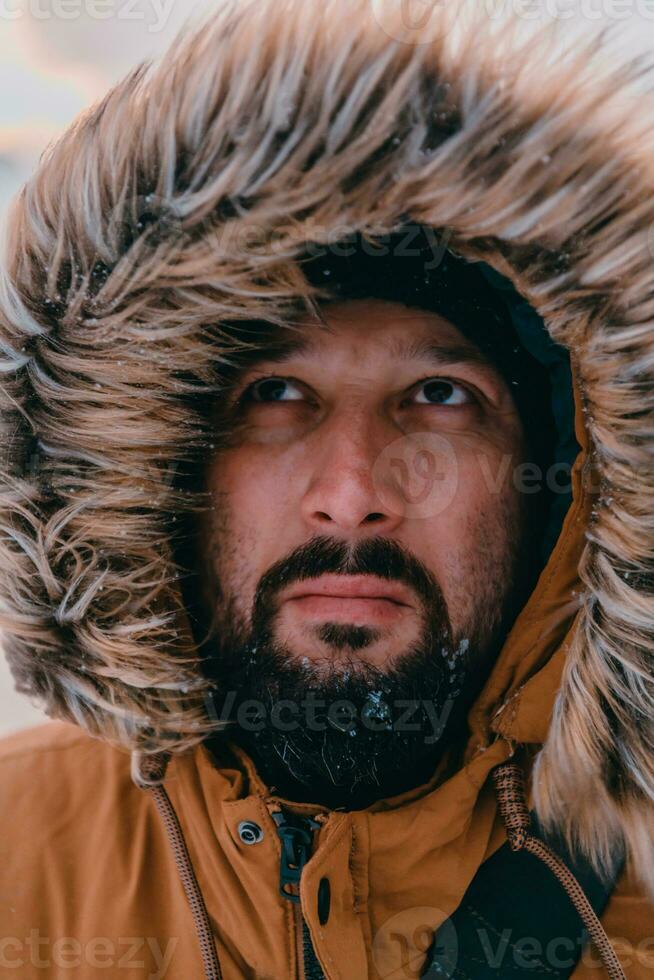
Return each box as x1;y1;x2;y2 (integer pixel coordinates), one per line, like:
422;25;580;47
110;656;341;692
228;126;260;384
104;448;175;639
276;619;425;668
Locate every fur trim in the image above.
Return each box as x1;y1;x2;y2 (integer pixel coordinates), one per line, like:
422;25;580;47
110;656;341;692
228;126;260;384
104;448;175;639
0;0;653;892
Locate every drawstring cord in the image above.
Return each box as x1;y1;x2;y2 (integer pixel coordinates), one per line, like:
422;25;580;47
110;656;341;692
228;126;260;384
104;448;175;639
138;753;222;980
492;762;626;980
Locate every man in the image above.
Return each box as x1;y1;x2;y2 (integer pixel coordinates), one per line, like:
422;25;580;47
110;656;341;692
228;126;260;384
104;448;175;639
0;2;652;978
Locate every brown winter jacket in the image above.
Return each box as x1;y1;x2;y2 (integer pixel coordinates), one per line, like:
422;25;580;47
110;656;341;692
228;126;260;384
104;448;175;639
1;1;654;978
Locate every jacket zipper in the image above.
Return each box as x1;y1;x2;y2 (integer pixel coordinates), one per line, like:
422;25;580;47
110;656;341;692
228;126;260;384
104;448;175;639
272;810;326;980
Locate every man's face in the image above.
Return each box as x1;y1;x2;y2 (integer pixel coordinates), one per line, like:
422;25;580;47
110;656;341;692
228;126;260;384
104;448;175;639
196;298;531;806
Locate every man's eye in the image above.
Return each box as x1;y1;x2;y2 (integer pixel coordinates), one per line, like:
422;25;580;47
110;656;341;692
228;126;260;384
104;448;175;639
243;377;304;402
411;378;473;406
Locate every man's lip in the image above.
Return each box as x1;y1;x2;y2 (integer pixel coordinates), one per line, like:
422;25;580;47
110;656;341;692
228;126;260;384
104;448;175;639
282;574;414;607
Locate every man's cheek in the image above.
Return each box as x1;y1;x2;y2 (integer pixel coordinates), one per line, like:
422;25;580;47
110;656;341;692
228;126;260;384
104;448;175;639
228;464;298;529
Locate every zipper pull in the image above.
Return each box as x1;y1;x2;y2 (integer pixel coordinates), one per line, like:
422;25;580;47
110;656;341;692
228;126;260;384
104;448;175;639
272;810;321;904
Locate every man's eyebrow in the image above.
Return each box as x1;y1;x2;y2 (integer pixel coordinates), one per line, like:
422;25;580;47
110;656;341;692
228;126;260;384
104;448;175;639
387;335;490;368
245;336;311;365
223;336;311;383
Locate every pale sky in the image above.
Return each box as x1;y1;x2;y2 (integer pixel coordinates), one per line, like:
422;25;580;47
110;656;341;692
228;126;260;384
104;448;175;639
0;0;217;217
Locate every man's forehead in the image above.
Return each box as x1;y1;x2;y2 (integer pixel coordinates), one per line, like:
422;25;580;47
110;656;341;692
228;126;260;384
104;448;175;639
259;298;491;369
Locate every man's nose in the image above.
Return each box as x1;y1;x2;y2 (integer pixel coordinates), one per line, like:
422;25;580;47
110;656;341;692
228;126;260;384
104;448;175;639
300;411;405;533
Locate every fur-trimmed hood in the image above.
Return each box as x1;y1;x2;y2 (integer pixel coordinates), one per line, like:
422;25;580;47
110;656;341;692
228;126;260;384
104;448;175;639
1;0;653;896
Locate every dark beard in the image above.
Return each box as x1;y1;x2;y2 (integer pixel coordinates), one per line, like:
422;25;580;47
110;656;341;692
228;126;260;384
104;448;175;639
199;535;513;809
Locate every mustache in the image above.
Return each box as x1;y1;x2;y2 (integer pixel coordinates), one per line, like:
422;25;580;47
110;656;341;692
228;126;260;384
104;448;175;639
252;534;447;625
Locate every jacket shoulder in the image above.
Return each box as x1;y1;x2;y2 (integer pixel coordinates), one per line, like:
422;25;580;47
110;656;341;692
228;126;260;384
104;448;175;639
0;720;138;832
0;718;130;769
0;718;92;761
0;722;160;934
